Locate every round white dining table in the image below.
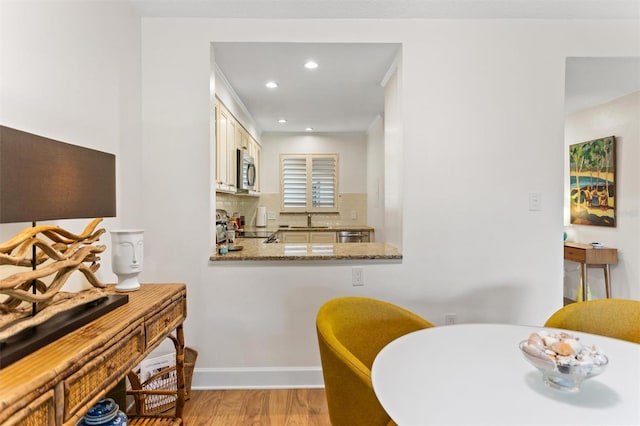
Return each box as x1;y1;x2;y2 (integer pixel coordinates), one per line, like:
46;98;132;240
371;323;640;425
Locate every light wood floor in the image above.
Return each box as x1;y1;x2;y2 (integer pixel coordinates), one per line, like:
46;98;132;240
183;389;331;425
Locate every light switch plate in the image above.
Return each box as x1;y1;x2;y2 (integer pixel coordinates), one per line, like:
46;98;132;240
352;267;364;286
528;192;542;211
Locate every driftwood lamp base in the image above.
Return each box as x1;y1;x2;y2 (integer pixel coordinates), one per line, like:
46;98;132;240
0;219;127;367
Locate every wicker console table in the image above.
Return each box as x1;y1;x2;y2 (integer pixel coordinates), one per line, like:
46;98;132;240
0;283;187;426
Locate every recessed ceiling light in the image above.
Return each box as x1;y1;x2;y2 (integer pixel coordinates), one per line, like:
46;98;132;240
304;61;318;70
278;119;287;124
304;127;314;132
265;81;278;89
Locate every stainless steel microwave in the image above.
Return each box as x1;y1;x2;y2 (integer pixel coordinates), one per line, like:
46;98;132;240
237;149;256;192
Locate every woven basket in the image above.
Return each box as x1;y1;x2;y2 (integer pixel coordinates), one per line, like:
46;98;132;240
127;347;197;415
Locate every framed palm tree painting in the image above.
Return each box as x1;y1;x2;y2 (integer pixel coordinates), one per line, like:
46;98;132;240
569;136;616;227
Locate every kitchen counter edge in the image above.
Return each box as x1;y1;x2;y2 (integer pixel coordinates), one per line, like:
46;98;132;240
242;225;375;233
210;239;402;261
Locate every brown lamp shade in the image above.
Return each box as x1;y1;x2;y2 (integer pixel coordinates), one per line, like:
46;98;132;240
0;126;116;223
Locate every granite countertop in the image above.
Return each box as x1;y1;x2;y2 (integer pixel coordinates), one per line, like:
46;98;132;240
210;237;402;261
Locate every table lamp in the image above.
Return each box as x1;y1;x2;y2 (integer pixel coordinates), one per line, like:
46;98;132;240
0;125;119;367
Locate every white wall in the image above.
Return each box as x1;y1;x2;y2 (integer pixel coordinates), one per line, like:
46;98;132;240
383;64;403;249
260;132;367;193
367;115;386;242
564;91;640;300
140;18;639;388
0;0;142;288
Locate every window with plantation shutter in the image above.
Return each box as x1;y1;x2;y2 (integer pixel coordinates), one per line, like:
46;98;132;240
282;156;308;209
281;154;338;211
311;156;336;208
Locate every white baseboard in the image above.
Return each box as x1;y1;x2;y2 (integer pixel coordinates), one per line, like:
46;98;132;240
191;367;324;390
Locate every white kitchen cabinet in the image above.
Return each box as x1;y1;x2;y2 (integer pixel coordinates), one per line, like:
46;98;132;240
215;99;237;192
215;97;261;194
214;101;226;189
238;126;251;151
279;230;337;243
310;232;336;243
279;232;310;243
251;140;261;193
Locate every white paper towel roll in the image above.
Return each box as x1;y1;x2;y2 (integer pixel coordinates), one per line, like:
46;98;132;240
256;206;267;227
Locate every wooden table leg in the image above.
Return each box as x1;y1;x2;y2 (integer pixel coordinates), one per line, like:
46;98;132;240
604;265;612;298
580;263;588;302
175;324;185;420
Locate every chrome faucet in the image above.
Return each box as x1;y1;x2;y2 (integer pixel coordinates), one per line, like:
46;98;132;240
307;212;312;227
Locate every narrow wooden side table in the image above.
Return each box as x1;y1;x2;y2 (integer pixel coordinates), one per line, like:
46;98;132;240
0;283;187;426
564;242;618;300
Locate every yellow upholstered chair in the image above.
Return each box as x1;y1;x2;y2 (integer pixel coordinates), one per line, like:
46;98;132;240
544;299;640;344
316;297;434;426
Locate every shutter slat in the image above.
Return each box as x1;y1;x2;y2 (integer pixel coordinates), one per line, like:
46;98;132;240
282;154;337;209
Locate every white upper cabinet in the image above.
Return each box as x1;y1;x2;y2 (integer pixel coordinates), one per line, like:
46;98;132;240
215;97;261;194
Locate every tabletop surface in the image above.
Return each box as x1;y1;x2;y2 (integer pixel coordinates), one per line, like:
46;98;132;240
371;323;640;425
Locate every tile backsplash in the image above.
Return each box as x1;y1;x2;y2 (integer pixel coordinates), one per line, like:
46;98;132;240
216;192;367;227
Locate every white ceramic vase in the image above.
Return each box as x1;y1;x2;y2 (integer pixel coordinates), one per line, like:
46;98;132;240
110;229;144;292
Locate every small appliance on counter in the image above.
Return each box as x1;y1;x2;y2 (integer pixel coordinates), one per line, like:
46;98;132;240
215;209;229;243
228;212;240;231
256;206;267;228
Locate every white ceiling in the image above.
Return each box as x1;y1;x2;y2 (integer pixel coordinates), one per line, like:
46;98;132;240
565;57;640;114
131;0;640;133
131;0;640;19
214;42;399;133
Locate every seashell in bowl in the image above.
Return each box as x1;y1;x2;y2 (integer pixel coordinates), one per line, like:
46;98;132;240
519;331;608;392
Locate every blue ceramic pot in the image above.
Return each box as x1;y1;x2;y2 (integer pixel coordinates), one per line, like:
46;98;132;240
77;398;128;426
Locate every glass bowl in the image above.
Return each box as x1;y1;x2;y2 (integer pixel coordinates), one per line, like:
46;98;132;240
519;339;608;392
